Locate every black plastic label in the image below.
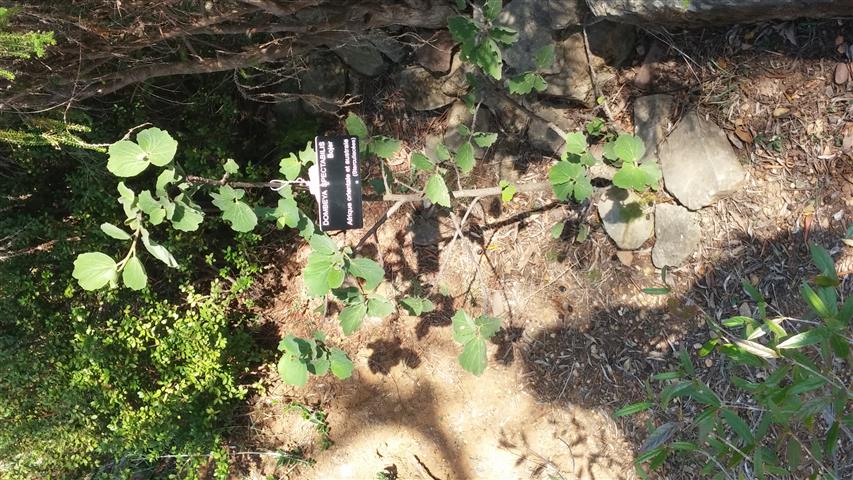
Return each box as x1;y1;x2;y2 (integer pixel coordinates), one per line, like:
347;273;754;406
315;135;363;231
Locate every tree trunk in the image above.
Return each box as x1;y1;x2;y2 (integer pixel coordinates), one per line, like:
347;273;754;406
587;0;853;25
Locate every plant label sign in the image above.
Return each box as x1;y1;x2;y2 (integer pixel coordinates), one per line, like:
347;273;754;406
308;136;363;231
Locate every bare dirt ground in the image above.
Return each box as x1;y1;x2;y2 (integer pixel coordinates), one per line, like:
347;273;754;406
235;20;853;480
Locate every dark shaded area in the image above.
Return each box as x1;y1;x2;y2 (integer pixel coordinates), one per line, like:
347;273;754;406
367;337;421;374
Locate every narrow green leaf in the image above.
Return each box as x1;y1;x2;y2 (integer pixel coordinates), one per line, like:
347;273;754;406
141;231;178;268
614;402;653;417
721;408;754;445
550;222;565;239
100;222;131;240
800;283;833;319
777;328;826;349
809;243;837;280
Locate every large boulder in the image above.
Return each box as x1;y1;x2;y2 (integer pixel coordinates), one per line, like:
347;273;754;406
587;0;853;25
659;111;747;210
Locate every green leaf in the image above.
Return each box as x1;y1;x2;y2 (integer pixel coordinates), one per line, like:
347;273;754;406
549;161;584;185
452;310;477;344
211;186;257;232
155;168;178;196
310;235;337;255
613;134;645;163
459;337;488;375
534;43;556;70
809;243;837;280
279;154;301;181
642;287;671;295
640;422;678;452
411;152;434;171
614;402;653;417
170;199;204;232
345;112;369;140
639;162;662;190
297;142;315;166
475;315;501;338
550;222;564;239
121;256;147;291
370;136;401;159
73;252;118;290
508;72;539;95
273;194;300;229
483;0;501;21
100;222;131;240
472;132;498;148
339;302;367;335
474;37;502;80
140;230;178;268
499;180;516;202
455;141;475;174
136;127;177;166
136;190;161;215
613;163;649;191
800;283;833;319
457;124;471;137
329;348;353;380
278;353;309;387
107;140;148;177
348;257;385;291
224;200;257;232
721;409;754;445
564;132;587;155
400;296;435;316
488;26;517;45
367;296;394;318
425;174;451;207
117;182;137;219
303;253;344;298
732;338;778;359
223;158;239;175
572;174;593;202
435;143;451;161
448;15;477;44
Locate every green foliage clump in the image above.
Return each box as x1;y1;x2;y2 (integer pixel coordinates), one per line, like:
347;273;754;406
617;242;852;480
0;7;55;81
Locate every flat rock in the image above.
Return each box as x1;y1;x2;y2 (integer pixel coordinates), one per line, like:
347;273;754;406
333;41;387;77
633;94;674;163
527;102;573;154
543;21;635;104
652;203;701;268
414;31;455;74
368;32;407;63
659;111;747;210
496;1;555;72
397;66;455;111
598;187;654;250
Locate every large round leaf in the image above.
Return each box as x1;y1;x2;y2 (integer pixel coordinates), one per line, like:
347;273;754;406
72;252;117;290
107;140;148;177
136;127;178;166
